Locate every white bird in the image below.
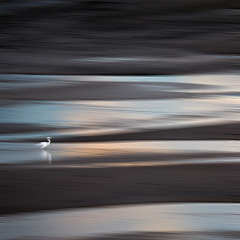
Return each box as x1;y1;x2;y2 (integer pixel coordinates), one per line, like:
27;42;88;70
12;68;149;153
36;137;51;149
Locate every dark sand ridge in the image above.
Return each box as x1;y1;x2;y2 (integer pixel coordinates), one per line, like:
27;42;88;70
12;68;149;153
1;162;240;215
2;122;240;142
0;80;221;101
8;122;238;143
0;123;79;134
2;52;240;75
24;231;240;240
53;122;240;142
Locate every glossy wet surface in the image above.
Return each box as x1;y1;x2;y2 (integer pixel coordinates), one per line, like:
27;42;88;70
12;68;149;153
1;203;240;239
1;74;240;164
0;141;240;165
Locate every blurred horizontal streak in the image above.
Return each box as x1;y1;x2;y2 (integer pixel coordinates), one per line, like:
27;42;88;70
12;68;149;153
23;157;240;168
1;0;240;75
2;204;240;239
0;83;200;101
1;140;240;164
1;54;240;75
10;121;240;143
0;123;77;134
0;81;234;101
1;162;240;215
1;74;239;103
43;122;240;142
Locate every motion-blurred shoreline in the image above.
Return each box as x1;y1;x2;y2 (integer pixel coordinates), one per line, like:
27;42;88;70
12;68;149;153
1;3;240;237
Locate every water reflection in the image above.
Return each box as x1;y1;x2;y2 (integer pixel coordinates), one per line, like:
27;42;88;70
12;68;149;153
0;141;239;165
1;203;240;239
1;74;240;164
39;150;52;164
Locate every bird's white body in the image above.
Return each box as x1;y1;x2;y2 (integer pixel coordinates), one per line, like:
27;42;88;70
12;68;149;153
36;137;51;149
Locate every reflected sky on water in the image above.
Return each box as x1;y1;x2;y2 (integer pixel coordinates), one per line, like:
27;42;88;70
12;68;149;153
1;74;240;164
1;203;240;239
0;141;240;164
1;98;238;129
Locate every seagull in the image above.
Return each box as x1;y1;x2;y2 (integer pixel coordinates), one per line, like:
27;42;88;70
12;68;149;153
36;137;51;149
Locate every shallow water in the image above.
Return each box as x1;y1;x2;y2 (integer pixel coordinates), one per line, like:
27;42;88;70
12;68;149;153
1;74;240;164
0;141;239;165
0;203;240;239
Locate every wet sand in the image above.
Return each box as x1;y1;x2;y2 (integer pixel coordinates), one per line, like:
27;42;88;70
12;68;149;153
1;162;240;215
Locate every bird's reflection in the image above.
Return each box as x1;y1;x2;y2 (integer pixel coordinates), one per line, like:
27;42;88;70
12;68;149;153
39;150;52;164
